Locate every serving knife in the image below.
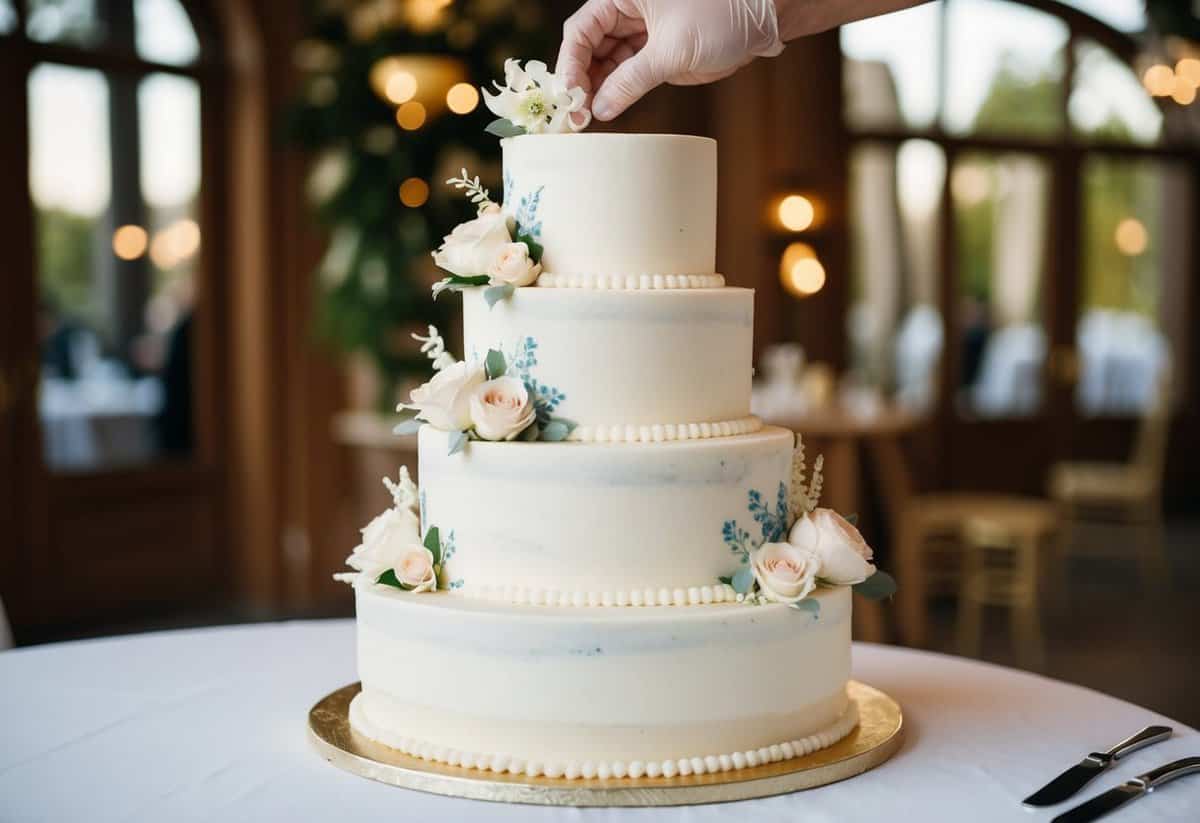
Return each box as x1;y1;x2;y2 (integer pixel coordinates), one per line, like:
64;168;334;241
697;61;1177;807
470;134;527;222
1051;757;1200;823
1023;725;1173;807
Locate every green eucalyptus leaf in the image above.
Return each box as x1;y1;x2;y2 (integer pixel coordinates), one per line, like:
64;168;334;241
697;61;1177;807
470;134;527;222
853;570;898;601
376;569;406;590
484;118;526;138
540;420;571;442
550;416;577;434
447;430;469;455
717;575;733;586
518;421;540;441
731;565;755;595
483;283;515;309
846;513;859;526
424;526;441;565
790;598;821;616
485;349;507;379
393;418;422;436
515;231;544;263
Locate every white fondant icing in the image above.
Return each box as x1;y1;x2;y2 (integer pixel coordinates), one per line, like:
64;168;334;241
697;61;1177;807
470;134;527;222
462;287;753;429
418;426;794;599
503;134;716;277
352;586;854;771
535;272;726;290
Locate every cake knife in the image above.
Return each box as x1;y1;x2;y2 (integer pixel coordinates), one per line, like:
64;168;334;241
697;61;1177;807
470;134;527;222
1023;725;1173;807
1051;757;1200;823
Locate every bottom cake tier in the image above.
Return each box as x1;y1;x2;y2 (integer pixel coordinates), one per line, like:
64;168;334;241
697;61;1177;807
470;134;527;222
350;584;855;779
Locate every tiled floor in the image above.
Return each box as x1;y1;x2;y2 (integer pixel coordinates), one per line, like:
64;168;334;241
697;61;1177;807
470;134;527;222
16;519;1200;727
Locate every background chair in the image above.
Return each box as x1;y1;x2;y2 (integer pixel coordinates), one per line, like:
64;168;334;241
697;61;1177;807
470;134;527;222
1048;376;1171;588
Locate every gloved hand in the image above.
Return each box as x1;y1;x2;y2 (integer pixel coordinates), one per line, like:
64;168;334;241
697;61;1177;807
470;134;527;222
556;0;786;122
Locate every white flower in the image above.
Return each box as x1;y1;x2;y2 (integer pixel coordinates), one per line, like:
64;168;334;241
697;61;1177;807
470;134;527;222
431;210;513;277
403;359;486;431
482;58;591;135
469;376;536;441
395;546;437;592
488;242;541;287
750;541;821;604
345;506;421;583
789;508;876;585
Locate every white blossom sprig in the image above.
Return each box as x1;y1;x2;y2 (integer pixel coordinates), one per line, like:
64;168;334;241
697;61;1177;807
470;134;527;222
382;466;419;513
411;325;455;371
789;435;825;516
445;168;493;213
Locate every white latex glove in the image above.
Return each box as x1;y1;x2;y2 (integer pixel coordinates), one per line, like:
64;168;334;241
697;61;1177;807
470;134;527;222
556;0;785;122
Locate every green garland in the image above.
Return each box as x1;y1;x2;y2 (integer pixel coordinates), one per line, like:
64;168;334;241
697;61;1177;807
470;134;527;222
284;1;552;410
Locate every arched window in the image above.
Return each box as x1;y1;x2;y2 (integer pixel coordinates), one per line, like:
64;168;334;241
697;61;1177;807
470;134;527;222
841;0;1195;424
7;0;216;470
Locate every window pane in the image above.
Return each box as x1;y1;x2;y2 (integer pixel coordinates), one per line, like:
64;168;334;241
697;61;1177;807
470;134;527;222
26;0;106;47
952;153;1050;418
944;0;1068;137
1072;40;1162;145
0;0;16;34
1078;157;1189;416
30;64;201;472
848;140;945;412
841;2;940;131
1058;0;1146;33
135;0;200;65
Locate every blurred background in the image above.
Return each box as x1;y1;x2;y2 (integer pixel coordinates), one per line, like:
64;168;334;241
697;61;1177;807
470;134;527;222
0;0;1197;724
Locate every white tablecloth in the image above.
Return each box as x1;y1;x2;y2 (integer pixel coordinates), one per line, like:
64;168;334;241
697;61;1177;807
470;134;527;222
2;621;1197;821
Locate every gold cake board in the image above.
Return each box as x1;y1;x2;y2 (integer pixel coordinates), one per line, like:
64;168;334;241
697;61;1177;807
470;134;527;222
308;680;903;806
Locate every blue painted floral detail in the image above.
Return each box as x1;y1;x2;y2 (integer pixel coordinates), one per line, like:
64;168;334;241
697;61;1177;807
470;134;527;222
503;171;544;241
507;336;566;425
433;527;464;590
722;482;790;564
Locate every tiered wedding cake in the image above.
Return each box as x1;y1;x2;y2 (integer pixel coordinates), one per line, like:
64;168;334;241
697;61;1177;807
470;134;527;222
336;61;891;783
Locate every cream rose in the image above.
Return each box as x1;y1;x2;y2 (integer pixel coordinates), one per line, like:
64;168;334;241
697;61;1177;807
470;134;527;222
469;376;536;441
431;210;513;277
487;242;541;287
751;541;821;604
395;546;437;592
789;508;876;585
405;359;485;431
345;506;420;582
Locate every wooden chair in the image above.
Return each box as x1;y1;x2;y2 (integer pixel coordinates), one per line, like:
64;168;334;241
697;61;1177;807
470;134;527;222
868;436;1061;648
958;515;1055;670
1048;377;1171;588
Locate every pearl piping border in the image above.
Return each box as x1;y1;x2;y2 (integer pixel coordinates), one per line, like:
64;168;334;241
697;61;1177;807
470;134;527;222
462;582;740;608
536;272;726;290
567;415;762;443
349;697;859;781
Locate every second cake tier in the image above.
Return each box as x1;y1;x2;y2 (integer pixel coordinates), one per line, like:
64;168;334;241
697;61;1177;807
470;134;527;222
419;425;794;605
462;286;756;440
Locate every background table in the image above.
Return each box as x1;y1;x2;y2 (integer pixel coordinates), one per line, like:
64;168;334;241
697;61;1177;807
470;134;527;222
2;621;1197;821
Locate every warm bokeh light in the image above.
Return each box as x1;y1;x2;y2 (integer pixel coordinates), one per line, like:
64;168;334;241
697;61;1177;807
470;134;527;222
779;242;825;297
1143;64;1175;97
446;82;480;114
149;219;202;269
776;194;815;232
1171;79;1197;105
1114;217;1148;256
1177;58;1200;88
399;177;430;207
396;101;427;130
384;71;417;104
112;225;148;260
952;164;991;206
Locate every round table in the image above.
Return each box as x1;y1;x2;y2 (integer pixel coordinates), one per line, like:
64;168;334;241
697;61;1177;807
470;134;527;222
2;621;1197;821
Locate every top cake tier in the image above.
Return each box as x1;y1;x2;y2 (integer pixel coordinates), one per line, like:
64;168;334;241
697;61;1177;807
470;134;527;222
502;134;717;279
